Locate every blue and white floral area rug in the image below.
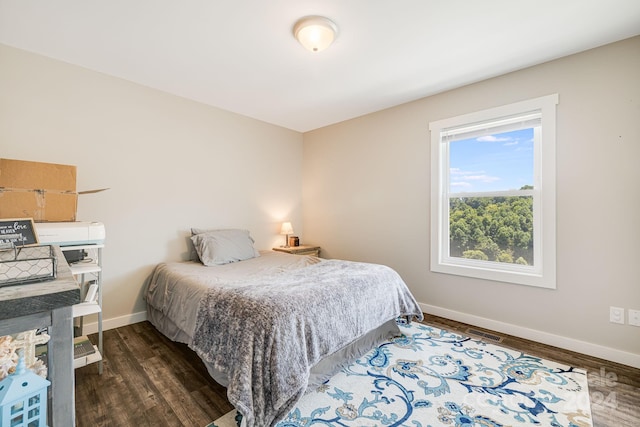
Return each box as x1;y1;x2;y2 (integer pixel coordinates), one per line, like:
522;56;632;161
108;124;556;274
210;321;592;427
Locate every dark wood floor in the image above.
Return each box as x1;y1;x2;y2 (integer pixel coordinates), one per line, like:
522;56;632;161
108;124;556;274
75;315;640;426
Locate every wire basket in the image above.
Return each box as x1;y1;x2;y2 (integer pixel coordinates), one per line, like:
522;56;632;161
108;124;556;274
0;245;57;287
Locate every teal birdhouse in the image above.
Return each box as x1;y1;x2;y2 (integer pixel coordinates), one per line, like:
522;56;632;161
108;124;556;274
0;352;50;427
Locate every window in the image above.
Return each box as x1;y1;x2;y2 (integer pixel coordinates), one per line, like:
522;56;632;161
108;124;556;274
429;94;558;288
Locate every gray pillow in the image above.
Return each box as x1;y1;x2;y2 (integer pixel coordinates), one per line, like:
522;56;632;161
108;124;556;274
190;229;260;266
189;227;255;261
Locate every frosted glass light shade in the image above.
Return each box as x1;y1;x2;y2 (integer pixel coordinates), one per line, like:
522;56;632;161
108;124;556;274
293;16;337;52
280;222;294;235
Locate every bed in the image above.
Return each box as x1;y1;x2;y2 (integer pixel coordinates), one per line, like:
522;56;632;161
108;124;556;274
145;229;422;427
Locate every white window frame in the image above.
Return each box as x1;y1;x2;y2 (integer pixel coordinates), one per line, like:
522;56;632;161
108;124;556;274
429;94;558;289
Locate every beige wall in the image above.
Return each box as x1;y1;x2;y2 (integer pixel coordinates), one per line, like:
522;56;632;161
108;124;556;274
303;36;640;366
2;36;638;367
0;44;304;329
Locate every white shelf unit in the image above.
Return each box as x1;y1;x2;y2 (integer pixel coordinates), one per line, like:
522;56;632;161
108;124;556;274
62;243;104;374
73;344;102;369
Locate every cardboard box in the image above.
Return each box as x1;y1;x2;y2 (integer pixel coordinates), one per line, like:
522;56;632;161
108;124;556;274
0;158;78;222
0;158;76;191
0;190;77;222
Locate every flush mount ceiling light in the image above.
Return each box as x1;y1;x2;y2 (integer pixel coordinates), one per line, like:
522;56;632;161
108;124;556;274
293;16;338;52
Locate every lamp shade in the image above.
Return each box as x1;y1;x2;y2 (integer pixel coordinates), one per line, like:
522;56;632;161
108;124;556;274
280;222;294;235
293;16;337;52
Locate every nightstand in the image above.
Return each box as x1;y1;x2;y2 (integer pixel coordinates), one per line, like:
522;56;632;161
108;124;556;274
273;245;321;257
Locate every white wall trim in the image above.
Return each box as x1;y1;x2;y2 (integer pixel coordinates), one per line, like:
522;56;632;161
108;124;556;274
421;303;640;369
81;311;148;335
81;305;640;369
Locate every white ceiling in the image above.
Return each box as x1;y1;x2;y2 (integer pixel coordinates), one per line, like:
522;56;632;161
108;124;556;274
1;1;639;132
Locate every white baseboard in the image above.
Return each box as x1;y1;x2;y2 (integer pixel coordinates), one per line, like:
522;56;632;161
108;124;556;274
79;310;148;335
78;305;640;369
420;303;640;369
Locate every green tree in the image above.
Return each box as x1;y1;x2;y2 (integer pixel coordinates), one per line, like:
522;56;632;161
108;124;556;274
462;250;488;261
449;193;533;265
497;251;514;263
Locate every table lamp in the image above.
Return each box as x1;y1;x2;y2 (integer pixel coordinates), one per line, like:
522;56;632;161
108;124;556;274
280;222;294;247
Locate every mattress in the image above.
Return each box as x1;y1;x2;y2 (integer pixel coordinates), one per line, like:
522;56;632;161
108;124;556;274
146;250;321;344
145;250;422;426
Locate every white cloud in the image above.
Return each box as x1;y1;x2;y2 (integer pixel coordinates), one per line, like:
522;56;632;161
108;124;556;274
450;168;499;183
450;167;501;192
477;135;511;142
466;175;500;183
451;181;472;188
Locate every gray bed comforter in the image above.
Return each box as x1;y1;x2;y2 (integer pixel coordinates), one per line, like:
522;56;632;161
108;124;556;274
191;259;422;427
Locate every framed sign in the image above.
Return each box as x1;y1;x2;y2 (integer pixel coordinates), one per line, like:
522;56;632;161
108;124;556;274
0;218;39;247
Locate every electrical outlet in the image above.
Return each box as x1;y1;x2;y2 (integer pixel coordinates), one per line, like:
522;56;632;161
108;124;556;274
610;306;625;324
629;309;640;327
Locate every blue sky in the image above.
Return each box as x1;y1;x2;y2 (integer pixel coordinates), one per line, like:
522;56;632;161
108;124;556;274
449;128;533;193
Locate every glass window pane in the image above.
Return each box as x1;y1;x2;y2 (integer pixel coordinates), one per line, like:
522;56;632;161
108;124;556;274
449;128;534;193
449;195;534;265
11;402;24;415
